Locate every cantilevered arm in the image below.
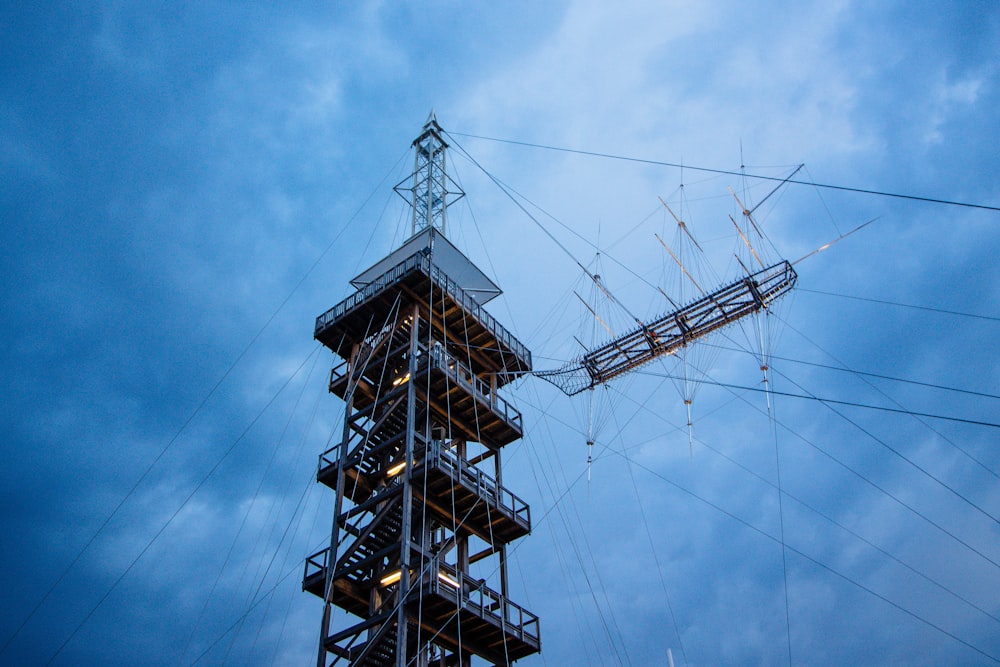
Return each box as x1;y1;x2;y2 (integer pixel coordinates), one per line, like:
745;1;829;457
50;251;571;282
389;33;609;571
536;260;797;396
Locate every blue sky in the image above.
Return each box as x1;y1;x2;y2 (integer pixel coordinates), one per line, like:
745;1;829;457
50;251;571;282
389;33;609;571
2;1;999;665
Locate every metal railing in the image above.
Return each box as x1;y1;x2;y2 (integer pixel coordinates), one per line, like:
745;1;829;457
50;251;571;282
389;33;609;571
304;547;330;584
314;251;532;370
424;442;530;530
315;253;423;334
425;559;540;645
423;260;532;370
428;344;523;435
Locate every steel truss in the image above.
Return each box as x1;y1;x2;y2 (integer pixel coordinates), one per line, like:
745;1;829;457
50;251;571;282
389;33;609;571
536;259;797;395
307;214;538;666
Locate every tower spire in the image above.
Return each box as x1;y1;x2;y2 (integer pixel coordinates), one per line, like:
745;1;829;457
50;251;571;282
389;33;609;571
394;112;464;236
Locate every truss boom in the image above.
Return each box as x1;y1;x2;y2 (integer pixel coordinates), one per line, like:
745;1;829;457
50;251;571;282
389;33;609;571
537;260;797;395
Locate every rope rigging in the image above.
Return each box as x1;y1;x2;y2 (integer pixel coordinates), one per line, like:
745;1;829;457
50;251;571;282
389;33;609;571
28;115;1000;666
443;130;1000;663
450;131;1000;213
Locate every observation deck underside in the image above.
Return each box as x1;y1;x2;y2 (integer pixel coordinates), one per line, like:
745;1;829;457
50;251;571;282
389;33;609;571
315;252;532;381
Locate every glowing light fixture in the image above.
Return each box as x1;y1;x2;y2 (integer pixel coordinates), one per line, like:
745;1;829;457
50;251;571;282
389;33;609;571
437;570;460;589
392;373;411;387
379;569;402;587
386;460;407;477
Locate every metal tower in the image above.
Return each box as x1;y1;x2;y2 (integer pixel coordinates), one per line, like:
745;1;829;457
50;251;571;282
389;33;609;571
305;114;540;666
393;111;464;237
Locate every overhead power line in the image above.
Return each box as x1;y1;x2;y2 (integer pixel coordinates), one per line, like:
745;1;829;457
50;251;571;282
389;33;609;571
451;132;1000;213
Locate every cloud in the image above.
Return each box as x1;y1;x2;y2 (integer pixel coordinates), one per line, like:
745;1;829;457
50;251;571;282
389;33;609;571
2;1;1000;665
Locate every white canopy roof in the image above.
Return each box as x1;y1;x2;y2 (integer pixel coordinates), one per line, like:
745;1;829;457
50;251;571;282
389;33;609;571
351;227;502;304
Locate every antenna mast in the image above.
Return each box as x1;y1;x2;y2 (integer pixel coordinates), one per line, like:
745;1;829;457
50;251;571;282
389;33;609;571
394;111;464;236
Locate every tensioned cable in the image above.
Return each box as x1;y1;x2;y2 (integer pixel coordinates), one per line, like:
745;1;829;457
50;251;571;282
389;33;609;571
435;278;465;665
603;385;1000;630
604;450;1000;664
266;410;330;665
701;342;1000;402
321;425;514;667
606;404;689;666
418;275;442;662
0;148;410;660
344;294;404;502
243;460;322;663
516;385;1000;663
180;349;323;663
568;411;976;662
519;391;607;663
531;368;675;663
190;552;304;666
447;133;650;333
244;369;331;660
453;272;518;665
520;387;629;664
440;134;998;658
398;133;992;660
485;497;513;666
470;167;996;652
735;350;1000;482
221;353;326;663
632;370;1000;430
413;435;627;666
254;382;331;664
224;384;325;663
769;362;1000;528
450;132;1000;214
705;367;1000;571
451;145;668;321
45;344;323;666
773;316;1000;482
766;373;794;667
624;350;1000;573
800;287;1000;323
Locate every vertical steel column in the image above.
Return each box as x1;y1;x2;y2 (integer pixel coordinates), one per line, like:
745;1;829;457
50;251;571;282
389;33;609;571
317;341;361;667
395;304;420;667
494;450;510;602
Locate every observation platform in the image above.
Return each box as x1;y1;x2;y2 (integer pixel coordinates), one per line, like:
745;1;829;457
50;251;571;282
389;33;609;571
305;556;540;663
316;440;530;543
407;559;540;664
414;443;530;543
326;343;524;448
304;547;371;618
314;247;532;383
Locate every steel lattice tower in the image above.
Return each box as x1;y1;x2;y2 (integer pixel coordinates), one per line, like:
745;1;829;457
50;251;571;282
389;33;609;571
304;114;540;666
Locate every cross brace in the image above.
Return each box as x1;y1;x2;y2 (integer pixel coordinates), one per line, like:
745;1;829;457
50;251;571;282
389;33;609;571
537;260;797;395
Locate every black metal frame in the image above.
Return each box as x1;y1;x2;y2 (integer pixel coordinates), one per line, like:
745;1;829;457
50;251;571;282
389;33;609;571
307;258;539;666
537;260;797;395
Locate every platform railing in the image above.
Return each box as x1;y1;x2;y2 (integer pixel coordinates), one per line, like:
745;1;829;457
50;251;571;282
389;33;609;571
425;559;540;645
314;251;532;370
304;547;330;586
424;442;530;530
423;260;532;370
428;344;523;435
315;253;423;334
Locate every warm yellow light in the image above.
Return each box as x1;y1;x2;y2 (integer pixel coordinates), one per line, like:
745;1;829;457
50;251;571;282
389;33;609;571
437;570;460;589
379;569;402;586
392;373;411;387
386;460;407;477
